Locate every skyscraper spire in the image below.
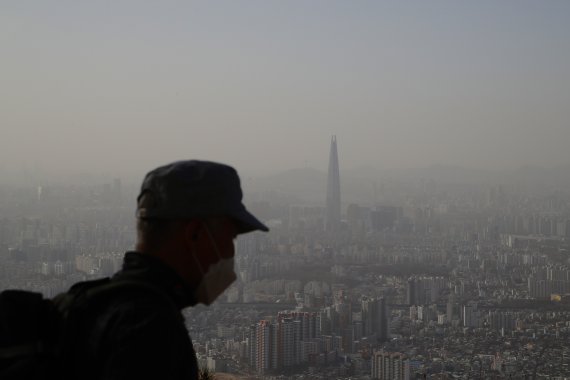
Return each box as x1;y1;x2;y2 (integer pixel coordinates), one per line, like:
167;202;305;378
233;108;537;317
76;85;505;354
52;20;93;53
326;135;341;232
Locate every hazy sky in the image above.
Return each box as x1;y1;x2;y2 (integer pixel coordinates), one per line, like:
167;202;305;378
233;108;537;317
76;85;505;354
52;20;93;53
1;1;570;180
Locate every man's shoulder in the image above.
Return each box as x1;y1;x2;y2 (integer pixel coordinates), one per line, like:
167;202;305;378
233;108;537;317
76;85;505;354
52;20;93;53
74;278;187;354
67;278;197;380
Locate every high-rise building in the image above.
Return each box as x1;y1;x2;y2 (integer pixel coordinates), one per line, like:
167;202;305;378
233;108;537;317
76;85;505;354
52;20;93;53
326;135;341;232
252;310;351;374
462;302;482;328
371;350;410;380
248;324;257;369
361;297;390;342
361;297;376;337
446;294;456;323
406;279;417;305
279;318;296;368
256;320;278;373
378;297;390;342
406;276;445;305
488;311;516;332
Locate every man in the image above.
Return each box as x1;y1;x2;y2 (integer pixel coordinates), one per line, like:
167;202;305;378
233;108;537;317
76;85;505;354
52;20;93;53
69;160;268;380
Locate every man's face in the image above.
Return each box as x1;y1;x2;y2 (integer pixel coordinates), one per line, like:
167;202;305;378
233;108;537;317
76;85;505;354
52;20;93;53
160;216;238;292
187;217;238;304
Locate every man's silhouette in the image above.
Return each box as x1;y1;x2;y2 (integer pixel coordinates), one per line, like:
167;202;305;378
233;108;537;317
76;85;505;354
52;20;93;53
68;160;268;380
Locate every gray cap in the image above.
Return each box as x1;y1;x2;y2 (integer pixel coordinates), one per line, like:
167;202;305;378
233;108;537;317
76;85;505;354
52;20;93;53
136;160;269;234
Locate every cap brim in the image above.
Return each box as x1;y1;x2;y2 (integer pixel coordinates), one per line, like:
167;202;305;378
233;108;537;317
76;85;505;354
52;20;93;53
231;208;269;234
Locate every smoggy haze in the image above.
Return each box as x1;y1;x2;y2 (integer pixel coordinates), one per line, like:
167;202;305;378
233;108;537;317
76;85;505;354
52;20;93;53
1;1;570;180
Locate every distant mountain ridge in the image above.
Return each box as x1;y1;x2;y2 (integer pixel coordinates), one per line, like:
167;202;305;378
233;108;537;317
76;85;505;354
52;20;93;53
244;164;570;204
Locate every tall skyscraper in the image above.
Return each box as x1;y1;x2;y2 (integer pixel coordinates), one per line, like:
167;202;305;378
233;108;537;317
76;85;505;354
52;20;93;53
326;135;341;232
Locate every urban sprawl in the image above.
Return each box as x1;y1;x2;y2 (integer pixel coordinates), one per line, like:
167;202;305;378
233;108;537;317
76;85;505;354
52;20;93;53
1;143;570;379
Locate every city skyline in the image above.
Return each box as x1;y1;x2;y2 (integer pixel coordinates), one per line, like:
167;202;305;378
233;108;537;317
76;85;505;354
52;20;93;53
3;162;570;378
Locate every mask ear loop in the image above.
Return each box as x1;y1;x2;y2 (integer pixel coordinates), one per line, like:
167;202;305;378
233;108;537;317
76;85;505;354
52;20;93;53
203;221;223;261
188;225;206;275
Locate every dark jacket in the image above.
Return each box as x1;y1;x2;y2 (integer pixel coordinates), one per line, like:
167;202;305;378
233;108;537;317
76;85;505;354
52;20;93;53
69;252;199;380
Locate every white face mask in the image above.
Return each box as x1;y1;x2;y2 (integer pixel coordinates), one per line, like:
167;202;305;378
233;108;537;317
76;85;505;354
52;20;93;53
192;223;237;305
